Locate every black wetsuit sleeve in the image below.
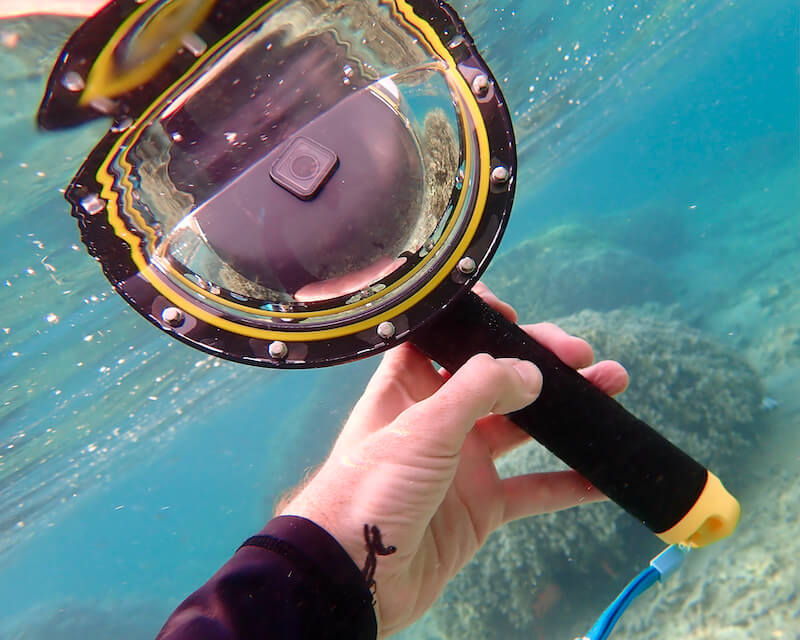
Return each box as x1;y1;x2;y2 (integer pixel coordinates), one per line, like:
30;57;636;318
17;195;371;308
155;515;378;640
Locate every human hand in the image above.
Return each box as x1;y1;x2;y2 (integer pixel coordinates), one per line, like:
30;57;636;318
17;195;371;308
279;283;629;637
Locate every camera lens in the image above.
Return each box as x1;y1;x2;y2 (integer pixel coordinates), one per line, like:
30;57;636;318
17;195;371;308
290;154;319;180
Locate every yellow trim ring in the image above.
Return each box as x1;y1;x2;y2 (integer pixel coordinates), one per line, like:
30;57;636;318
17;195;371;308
81;0;216;106
95;0;493;342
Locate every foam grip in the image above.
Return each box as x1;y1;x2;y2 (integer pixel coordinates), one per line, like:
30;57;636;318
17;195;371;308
412;291;739;544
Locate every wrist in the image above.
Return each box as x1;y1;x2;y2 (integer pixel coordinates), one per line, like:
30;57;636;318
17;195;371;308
254;515;379;634
279;462;368;564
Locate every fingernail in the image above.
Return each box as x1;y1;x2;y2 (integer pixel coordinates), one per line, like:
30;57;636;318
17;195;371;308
511;359;542;391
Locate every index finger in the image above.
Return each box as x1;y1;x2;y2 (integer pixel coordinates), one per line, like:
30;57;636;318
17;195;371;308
472;281;518;323
502;470;607;524
521;322;595;370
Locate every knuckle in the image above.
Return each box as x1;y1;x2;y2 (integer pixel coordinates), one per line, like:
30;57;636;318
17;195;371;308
397;402;425;428
468;352;496;368
470;354;507;384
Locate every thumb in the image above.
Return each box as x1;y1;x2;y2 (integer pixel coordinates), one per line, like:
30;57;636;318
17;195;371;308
400;354;542;458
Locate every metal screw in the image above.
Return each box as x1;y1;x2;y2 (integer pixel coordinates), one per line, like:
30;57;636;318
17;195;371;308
61;71;85;92
268;341;289;359
377;321;396;340
491;165;510;185
80;193;106;215
471;74;490;97
181;32;208;57
110;117;133;133
161;307;185;327
448;35;465;49
457;256;477;275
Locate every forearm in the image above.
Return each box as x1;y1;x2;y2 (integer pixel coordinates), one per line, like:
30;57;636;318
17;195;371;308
156;516;377;640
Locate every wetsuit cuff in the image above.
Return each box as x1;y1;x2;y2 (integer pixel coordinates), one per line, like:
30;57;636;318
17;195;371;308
240;515;378;638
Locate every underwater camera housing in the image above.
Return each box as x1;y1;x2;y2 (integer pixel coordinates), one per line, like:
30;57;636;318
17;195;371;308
38;0;740;549
39;0;510;367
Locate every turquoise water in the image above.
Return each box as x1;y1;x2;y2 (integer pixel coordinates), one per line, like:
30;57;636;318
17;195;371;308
0;1;798;638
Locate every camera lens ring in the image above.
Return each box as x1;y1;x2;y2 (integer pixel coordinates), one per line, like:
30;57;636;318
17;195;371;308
290;154;320;181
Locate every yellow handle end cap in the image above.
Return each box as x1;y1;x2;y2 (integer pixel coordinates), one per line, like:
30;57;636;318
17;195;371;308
656;471;740;548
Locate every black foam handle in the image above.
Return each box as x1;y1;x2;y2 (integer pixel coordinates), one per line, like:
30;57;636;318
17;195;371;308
411;291;707;534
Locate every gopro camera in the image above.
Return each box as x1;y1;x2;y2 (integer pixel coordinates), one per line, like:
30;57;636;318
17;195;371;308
270;135;339;200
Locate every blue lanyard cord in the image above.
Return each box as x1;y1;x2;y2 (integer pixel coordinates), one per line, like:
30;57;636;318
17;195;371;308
575;545;690;640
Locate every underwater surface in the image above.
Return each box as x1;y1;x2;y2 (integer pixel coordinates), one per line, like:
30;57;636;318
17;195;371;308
0;0;797;638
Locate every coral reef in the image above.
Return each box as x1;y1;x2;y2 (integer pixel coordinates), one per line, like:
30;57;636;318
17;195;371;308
674;165;800;380
701;270;800;379
555;308;763;476
612;381;800;640
482;224;677;322
614;468;800;640
431;306;764;640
